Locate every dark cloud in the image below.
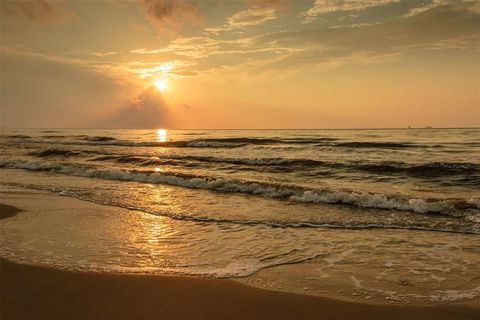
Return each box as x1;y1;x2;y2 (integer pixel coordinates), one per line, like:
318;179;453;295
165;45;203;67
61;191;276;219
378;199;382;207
0;0;73;24
101;88;172;129
139;0;199;32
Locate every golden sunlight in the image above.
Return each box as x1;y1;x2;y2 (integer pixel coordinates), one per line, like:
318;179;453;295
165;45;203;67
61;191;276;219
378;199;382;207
156;129;168;142
154;78;168;92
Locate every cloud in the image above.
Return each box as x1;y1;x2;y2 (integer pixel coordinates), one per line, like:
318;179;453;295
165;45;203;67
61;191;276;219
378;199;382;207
1;46;173;129
205;6;277;34
403;0;442;18
128;1;478;80
0;0;74;24
91;51;118;57
129;34;298;79
403;0;480;18
101;87;172;128
137;31;301;57
257;2;480;69
139;0;199;33
302;0;399;23
0;48;132;128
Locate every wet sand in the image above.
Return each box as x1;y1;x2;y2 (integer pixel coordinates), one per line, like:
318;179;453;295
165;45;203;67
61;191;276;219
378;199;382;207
1;258;479;320
1;199;479;319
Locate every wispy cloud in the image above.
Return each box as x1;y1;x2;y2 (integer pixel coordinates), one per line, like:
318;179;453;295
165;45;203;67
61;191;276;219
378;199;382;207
302;0;399;23
5;0;478;92
205;6;277;34
403;0;480;18
92;51;119;57
248;2;480;71
125;1;480;80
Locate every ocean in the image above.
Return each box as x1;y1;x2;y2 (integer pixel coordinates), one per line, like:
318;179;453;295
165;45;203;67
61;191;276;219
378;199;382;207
1;128;479;304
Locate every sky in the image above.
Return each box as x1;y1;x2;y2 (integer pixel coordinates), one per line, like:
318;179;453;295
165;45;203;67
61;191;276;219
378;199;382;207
0;0;479;129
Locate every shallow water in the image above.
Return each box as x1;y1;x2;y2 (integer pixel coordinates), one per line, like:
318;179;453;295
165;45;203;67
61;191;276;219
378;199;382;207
1;128;479;303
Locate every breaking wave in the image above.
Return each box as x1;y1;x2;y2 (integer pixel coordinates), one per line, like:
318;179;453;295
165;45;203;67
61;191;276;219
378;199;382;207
1;158;478;217
27;149;480;180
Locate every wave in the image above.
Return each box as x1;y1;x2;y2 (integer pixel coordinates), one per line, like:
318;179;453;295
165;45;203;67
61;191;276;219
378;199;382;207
7;138;247;149
80;136;117;142
159;155;323;166
1;158;478;217
3;134;341;148
1;134;31;139
42;135;69;139
357;162;480;177
31;149;85;158
334;142;419;149
91;155;186;167
56;197;480;235
27;149;480;180
89;154;321;170
4;133;456;151
160;157;480;177
195;137;278;144
184;141;246;148
1;180;477;235
90;154;480;179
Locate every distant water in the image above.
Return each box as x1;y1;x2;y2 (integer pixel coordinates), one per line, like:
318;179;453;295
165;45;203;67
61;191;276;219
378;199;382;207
1;128;479;303
1;128;479;233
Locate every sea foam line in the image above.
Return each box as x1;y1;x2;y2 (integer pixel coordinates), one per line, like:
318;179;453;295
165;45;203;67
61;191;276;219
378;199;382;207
1;158;478;217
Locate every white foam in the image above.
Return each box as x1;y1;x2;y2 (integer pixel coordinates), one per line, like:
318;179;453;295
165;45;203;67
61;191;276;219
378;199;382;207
430;286;480;302
291;190;458;215
0;158;475;217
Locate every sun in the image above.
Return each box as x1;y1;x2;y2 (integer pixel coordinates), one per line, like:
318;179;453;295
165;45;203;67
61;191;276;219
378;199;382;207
154;78;168;92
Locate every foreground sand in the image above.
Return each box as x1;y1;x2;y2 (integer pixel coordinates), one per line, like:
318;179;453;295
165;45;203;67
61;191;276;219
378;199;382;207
1;198;479;320
2;258;479;320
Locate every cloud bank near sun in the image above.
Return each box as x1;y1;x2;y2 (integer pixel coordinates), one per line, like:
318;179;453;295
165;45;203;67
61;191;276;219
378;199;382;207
1;0;479;128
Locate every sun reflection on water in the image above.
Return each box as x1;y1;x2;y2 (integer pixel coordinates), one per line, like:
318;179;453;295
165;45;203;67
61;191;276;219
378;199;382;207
156;129;168;142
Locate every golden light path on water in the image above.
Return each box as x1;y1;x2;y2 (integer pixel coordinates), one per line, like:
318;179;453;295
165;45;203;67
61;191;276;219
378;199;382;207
156;129;168;142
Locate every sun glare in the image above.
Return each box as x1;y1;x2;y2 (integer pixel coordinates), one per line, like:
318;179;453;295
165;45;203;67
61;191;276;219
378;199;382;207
156;129;168;142
154;78;168;92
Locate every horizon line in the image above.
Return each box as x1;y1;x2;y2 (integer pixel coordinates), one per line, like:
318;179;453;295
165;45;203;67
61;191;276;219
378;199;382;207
1;126;479;131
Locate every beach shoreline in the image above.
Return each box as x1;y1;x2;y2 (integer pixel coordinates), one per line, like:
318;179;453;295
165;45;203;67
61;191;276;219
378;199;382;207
1;257;479;320
1;190;479;319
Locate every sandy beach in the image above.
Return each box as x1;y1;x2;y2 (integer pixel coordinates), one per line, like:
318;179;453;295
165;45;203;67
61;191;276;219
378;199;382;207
1;195;479;320
1;256;479;320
